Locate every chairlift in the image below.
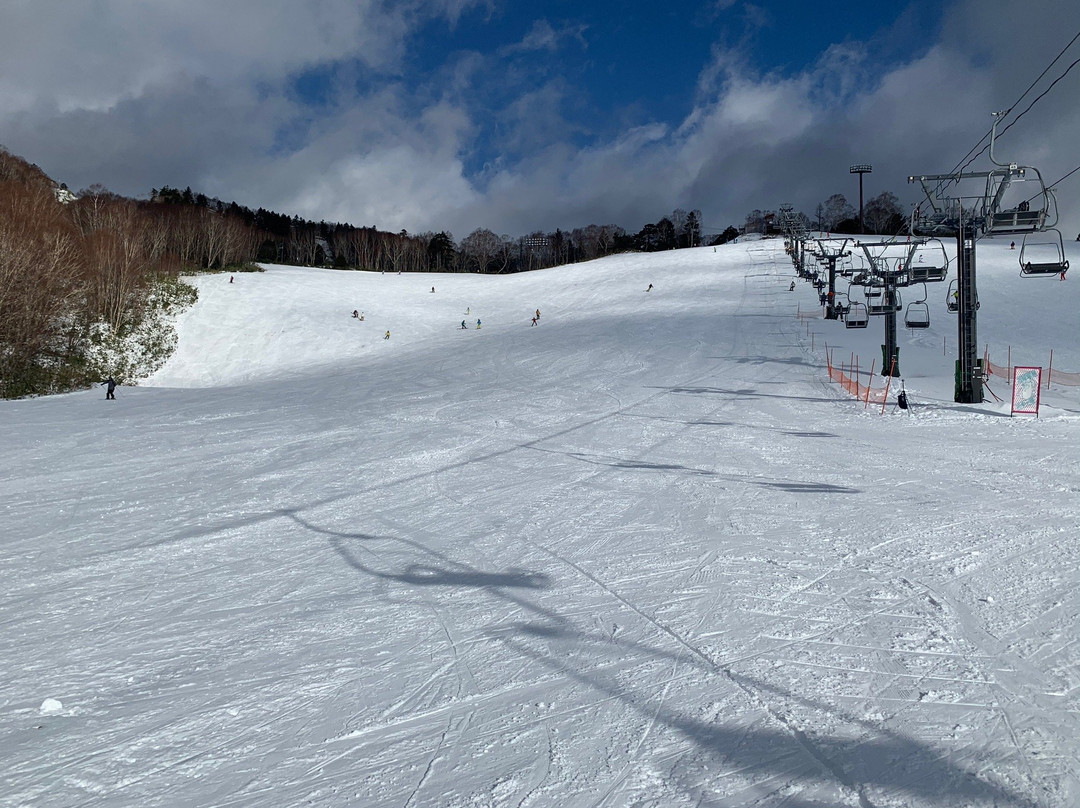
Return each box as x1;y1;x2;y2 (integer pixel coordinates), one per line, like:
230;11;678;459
908;238;949;283
945;279;979;312
1019;230;1070;277
868;290;902;316
833;292;850;321
909;113;1061;239
845;302;869;328
985;117;1057;235
904;284;931;329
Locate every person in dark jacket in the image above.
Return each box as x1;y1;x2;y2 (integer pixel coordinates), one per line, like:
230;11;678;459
102;377;117;400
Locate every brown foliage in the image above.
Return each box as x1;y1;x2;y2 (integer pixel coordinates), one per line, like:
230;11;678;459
0;180;84;387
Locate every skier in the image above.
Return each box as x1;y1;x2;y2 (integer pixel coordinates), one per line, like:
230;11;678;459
384;330;391;340
476;319;481;329
102;377;117;400
352;310;359;318
535;308;540;320
461;320;468;330
229;275;234;283
789;281;796;291
466;307;470;315
646;284;653;292
531;316;537;326
1010;241;1016;250
431;286;435;293
359;312;365;321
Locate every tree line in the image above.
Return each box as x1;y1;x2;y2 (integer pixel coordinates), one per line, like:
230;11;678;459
151;188;709;275
743;191;907;237
1;142;731;397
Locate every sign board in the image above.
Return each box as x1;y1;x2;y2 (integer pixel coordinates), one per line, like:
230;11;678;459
1011;366;1042;416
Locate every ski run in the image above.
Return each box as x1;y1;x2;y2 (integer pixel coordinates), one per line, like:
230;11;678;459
3;236;1080;807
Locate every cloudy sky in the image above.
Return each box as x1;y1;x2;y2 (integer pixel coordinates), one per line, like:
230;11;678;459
1;0;1078;240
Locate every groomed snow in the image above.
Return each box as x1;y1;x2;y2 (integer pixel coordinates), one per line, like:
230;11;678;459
3;238;1080;807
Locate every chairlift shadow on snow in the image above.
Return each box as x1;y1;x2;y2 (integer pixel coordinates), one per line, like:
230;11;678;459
728;355;816;368
490;629;1039;808
284;509;553;592
611;459;715;475
330;534;551;591
749;479;860;494
545;451;860;494
559;451;716;477
659;385;833;404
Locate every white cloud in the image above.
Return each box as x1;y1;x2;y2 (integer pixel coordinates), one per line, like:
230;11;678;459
499;19;587;56
0;0;1076;242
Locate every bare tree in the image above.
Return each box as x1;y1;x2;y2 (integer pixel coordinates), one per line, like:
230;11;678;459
459;228;501;273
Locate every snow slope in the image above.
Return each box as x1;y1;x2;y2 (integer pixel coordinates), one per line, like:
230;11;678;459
3;238;1080;807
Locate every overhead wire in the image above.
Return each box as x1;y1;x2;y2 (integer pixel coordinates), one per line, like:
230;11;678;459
963;52;1080;174
930;29;1080;196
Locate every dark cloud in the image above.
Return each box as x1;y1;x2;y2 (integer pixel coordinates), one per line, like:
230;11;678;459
0;0;1076;239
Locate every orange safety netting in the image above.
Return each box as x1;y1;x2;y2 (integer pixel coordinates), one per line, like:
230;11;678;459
985;351;1080;387
1049;368;1080;386
826;357;889;405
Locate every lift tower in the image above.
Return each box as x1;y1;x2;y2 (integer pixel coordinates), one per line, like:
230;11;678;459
813;238;851;320
907;112;1048;403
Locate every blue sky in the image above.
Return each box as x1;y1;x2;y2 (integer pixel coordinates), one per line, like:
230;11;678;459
0;1;1076;240
402;1;938;174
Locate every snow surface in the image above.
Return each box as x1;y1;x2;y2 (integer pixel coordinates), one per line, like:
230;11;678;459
3;238;1080;807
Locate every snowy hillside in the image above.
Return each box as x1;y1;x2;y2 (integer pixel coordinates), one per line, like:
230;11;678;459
3;238;1080;807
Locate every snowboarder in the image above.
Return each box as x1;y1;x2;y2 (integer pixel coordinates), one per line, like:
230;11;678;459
431;286;435;293
359;312;365;321
352;310;359;318
1010;241;1016;250
102;377;117;400
384;330;391;340
476;319;482;329
789;281;796;291
466;307;470;315
646;284;653;292
461;320;468;329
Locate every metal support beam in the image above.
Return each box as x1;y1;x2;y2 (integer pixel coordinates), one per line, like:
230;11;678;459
955;227;983;402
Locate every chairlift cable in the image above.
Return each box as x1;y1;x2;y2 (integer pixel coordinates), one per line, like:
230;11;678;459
971;53;1080;159
935;29;1080;194
1047;163;1080;191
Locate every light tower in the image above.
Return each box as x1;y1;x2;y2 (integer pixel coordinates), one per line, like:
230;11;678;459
849;164;872;234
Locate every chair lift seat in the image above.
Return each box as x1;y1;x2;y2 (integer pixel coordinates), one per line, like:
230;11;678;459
910;266;948;283
1021;260;1069;276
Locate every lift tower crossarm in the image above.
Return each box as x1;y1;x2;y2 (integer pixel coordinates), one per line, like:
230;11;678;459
812;238;851;320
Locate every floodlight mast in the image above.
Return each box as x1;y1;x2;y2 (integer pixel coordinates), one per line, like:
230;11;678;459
850;164;872;233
